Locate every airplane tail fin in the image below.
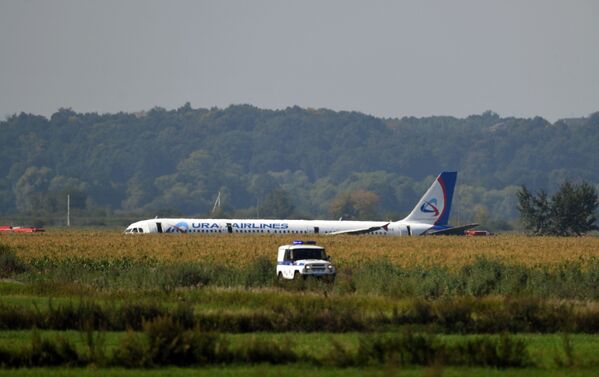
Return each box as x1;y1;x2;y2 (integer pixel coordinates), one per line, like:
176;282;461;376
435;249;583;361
403;171;457;226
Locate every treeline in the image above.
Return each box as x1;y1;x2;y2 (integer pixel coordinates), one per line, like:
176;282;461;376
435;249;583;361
1;105;598;228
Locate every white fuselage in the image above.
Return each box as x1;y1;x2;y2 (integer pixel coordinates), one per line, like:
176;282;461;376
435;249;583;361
124;218;432;236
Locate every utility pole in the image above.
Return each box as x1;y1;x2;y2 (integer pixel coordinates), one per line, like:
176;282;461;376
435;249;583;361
67;194;71;227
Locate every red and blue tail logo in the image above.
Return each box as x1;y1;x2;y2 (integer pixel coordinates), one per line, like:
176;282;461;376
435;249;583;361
404;171;457;226
420;199;440;216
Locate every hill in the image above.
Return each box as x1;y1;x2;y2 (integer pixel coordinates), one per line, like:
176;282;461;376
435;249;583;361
1;105;598;229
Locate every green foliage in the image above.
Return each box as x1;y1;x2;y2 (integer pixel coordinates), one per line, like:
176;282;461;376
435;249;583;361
0;243;28;278
2;106;599;225
357;330;439;366
0;326;532;368
14;254;599;300
449;334;531;368
111;331;149;368
0;293;597;334
326;330;530;368
0;330;82;367
518;181;599;235
244;256;275;287
26;330;81;367
258;189;295;219
235;336;297;364
144;316;223;366
329;190;380;220
159;264;212;291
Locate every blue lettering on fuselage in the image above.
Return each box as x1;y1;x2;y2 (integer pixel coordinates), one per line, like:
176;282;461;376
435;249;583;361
230;222;289;230
192;222;220;229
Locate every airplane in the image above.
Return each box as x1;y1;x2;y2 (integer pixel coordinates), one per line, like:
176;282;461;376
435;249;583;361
124;171;477;236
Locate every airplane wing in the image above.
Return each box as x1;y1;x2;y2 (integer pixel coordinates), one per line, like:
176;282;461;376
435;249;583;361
328;223;390;235
426;223;479;236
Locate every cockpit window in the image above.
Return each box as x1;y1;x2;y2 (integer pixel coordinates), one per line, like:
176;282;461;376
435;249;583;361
138;228;143;233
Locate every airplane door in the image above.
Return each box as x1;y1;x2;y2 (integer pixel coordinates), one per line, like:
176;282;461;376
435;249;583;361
156;222;163;233
226;223;233;234
407;225;412;236
314;226;320;234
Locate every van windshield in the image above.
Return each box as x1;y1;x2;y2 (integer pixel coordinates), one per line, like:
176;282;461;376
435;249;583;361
289;248;326;261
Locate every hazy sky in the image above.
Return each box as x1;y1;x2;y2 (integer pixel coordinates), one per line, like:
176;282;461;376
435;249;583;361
1;0;598;121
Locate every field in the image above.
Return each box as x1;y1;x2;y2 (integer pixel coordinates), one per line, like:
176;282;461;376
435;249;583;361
2;231;599;375
4;232;599;268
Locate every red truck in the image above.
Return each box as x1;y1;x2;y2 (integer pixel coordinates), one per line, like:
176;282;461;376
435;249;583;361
464;229;493;236
0;225;45;233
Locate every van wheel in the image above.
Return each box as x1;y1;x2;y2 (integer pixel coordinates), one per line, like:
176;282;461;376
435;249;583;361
293;271;300;280
277;272;284;282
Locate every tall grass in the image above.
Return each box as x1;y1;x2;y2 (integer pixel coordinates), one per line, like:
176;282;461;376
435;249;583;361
1;295;598;333
7;252;599;300
0;244;28;278
0;319;532;368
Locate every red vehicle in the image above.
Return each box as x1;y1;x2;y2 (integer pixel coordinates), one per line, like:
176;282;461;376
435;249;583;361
464;229;493;236
0;225;45;233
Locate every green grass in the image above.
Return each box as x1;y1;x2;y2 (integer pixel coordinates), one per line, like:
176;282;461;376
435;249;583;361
0;330;124;353
1;366;599;377
3;245;599;375
2;330;599;369
228;332;599;368
0;281;399;314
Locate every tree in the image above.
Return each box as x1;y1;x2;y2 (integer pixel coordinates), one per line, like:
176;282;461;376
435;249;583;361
258;189;295;219
329;192;356;220
517;181;598;236
517;186;551;235
14;166;52;212
551;181;598;236
472;204;490;226
329;190;380;220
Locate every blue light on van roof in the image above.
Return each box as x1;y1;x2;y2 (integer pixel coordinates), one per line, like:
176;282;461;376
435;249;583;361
293;240;316;245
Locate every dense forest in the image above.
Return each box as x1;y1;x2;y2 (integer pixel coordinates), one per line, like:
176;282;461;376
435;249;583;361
1;105;598;229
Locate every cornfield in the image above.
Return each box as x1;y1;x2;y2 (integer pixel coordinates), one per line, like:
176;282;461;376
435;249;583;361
2;231;599;270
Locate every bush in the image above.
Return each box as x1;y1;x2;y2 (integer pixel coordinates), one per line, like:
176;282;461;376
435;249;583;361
160;264;211;290
45;300;108;330
111;331;149;368
145;315;225;366
244;256;275;287
459;258;504;296
0;331;84;368
26;331;81;367
324;338;356;367
116;302;168;331
356;330;439;366
0;244;28;278
234;336;297;364
449;334;531;368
